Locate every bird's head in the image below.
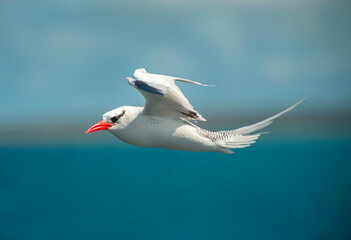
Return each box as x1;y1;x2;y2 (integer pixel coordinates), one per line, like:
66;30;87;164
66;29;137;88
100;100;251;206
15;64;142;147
85;107;127;134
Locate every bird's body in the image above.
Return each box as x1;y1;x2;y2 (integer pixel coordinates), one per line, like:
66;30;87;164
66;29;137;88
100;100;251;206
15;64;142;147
103;106;229;153
86;68;330;154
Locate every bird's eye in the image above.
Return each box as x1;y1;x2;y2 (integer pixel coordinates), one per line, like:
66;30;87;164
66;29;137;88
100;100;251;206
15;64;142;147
110;116;118;123
110;110;126;124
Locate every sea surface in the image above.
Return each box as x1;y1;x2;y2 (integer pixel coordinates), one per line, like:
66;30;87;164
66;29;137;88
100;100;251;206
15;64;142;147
0;135;351;240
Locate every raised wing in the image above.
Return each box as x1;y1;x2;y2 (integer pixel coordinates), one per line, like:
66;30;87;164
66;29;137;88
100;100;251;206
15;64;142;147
127;68;211;121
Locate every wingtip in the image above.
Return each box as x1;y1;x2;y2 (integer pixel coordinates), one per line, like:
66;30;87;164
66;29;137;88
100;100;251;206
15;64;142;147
134;68;147;74
126;77;135;85
175;78;213;87
194;82;214;87
198;116;207;121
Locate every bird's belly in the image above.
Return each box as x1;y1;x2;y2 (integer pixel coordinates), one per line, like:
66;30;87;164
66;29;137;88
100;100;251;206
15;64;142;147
113;121;216;152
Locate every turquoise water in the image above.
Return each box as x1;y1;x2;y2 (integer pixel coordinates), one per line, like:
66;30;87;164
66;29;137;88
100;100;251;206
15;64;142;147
0;138;351;239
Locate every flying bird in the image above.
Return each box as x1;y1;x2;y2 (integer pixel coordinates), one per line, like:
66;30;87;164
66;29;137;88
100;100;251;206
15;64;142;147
85;68;330;154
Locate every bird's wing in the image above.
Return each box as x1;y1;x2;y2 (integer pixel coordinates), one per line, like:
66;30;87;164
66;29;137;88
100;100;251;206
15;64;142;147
127;68;211;121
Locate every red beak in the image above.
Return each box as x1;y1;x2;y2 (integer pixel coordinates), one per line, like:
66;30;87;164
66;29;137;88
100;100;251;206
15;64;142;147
85;120;113;134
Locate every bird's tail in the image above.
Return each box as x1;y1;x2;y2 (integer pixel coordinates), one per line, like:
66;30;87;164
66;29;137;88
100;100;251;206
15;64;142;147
216;63;350;153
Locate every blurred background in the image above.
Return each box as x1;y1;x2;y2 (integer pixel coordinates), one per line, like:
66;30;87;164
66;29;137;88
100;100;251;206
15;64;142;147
1;0;351;239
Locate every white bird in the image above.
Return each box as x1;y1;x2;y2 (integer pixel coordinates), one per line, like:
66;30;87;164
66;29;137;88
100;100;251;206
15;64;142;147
85;68;330;154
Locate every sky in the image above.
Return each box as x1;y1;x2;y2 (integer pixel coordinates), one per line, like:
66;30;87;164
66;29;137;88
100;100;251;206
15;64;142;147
0;0;351;126
1;3;351;239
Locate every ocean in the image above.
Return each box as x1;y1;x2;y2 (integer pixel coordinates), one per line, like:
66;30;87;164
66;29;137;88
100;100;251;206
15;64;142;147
1;135;350;239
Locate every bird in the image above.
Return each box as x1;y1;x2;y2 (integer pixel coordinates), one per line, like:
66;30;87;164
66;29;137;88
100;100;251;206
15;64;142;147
85;68;331;154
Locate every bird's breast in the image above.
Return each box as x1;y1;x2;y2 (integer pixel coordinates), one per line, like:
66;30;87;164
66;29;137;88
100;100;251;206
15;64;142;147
110;117;215;151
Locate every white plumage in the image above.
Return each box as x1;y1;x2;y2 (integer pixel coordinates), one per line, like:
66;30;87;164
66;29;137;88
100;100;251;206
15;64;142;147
86;68;329;154
127;68;210;121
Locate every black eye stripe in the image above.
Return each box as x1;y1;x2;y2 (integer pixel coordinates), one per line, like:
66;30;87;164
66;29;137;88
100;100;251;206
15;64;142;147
110;116;118;123
110;110;126;124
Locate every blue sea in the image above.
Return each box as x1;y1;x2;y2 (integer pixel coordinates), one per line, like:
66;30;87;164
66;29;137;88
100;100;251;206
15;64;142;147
1;136;350;240
1;0;350;238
